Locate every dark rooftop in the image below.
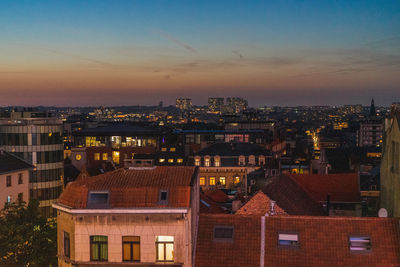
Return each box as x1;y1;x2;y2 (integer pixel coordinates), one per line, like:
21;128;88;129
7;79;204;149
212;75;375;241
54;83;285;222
0;151;33;174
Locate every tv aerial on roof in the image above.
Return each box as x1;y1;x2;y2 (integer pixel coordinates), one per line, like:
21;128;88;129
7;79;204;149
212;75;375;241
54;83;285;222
378;208;388;218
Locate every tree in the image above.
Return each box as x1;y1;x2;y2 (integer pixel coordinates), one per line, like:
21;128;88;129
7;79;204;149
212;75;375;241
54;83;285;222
0;200;57;267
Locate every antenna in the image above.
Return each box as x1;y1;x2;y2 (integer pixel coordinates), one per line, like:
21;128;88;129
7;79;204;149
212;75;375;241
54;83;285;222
378;208;388;218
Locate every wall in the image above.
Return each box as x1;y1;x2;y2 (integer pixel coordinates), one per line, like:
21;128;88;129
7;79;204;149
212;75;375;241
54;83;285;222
0;169;29;205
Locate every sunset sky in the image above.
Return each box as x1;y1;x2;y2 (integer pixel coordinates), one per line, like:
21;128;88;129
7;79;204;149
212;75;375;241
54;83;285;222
1;0;399;106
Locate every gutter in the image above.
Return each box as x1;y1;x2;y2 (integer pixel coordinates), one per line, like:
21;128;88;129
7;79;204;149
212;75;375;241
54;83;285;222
52;203;188;214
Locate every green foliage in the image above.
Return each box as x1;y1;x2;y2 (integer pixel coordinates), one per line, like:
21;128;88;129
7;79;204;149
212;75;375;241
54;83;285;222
0;200;57;267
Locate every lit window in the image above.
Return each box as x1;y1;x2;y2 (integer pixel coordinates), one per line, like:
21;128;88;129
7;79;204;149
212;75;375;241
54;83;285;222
161;147;167;152
238;156;245;166
170;147;176;152
194;157;201;166
123;236;140;262
156;236;174;262
234;176;240;184
102;153;108;161
6;196;11;203
90;236;108;261
278;233;299;247
249;155;256;165
349;236;371;252
214;156;221;167
219;177;226;185
94;153;100;161
204;157;210;167
159;158;165;163
209;177;215;185
75;154;82;161
214;226;234;241
64;232;70;258
168;159;174;163
177;158;183;164
200;177;205;185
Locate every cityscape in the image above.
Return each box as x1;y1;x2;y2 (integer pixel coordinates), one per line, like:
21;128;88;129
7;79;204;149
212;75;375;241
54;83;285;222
1;1;400;267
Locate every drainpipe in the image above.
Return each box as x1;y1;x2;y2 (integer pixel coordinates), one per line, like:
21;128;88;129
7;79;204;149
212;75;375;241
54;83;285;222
260;213;267;267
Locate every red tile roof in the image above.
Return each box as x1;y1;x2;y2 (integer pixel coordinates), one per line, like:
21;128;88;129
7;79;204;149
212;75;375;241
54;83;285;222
263;175;326;216
289;173;360;202
204;189;230;203
195;214;400;266
200;193;229;214
236;191;287;216
58;166;197;209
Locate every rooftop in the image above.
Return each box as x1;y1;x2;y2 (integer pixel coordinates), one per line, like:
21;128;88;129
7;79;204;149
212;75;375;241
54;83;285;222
0;151;33;174
57;166;197;209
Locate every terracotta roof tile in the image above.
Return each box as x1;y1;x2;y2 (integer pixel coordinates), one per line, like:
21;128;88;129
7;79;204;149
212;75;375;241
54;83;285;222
263;175;325;216
196;214;400;266
289;173;360;202
204;189;230;203
58;166;197;209
236;191;287;216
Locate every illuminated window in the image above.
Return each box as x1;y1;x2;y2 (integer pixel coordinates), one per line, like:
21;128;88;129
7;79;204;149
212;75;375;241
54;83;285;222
161;147;167;152
75;154;82;161
209;177;216;185
159;158;165;163
170;147;176;152
234;176;240;184
94;153;100;161
156;236;174;262
349;236;371;252
194;157;201;166
123;236;140;262
112;151;120;164
259;155;266;165
168;159;174;163
249;155;256;165
278;233;299;247
214;156;221;167
199;177;205;185
102;153;108;161
238;155;245;166
204;156;210;167
219;177;226;185
177;158;183;164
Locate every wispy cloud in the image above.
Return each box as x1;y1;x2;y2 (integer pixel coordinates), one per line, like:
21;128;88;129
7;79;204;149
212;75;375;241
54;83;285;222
153;30;198;54
232;50;243;59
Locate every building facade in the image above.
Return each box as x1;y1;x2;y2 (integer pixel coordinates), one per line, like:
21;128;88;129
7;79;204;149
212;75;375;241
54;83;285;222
380;109;400;217
0;111;63;217
53;166;199;267
0;150;32;205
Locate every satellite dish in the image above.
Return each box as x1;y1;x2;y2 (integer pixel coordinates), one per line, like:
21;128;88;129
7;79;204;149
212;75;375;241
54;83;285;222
378;208;388;218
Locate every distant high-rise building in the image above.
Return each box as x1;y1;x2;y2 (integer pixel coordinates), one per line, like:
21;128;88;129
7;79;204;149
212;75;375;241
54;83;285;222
370;98;376;117
358;119;383;147
226;97;248;114
0;110;64;217
208;97;224;113
176;98;193;110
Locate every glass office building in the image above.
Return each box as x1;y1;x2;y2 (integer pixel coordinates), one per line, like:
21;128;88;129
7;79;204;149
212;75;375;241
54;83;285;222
0;111;63;217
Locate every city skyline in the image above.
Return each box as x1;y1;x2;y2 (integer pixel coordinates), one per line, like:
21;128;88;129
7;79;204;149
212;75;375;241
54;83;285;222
1;0;400;106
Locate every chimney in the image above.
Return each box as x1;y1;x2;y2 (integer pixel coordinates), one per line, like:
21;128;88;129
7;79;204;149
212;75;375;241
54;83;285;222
269;200;276;215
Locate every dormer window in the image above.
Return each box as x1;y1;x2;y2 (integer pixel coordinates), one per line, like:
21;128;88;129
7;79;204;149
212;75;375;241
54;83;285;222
259;155;266;166
204;156;211;167
194;156;201;166
214;226;234;242
87;191;109;208
349;236;371;252
214;156;221;167
159;190;168;204
238;155;245;166
249;155;256;165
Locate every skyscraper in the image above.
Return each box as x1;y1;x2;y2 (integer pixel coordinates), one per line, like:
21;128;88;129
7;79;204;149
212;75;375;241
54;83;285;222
176;98;193;110
208;97;224;113
0;110;63;217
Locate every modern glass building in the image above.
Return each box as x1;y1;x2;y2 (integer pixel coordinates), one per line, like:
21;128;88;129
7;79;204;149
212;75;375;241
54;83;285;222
0;110;63;217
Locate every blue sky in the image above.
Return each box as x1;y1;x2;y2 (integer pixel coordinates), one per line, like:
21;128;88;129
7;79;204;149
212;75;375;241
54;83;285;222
0;0;399;106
